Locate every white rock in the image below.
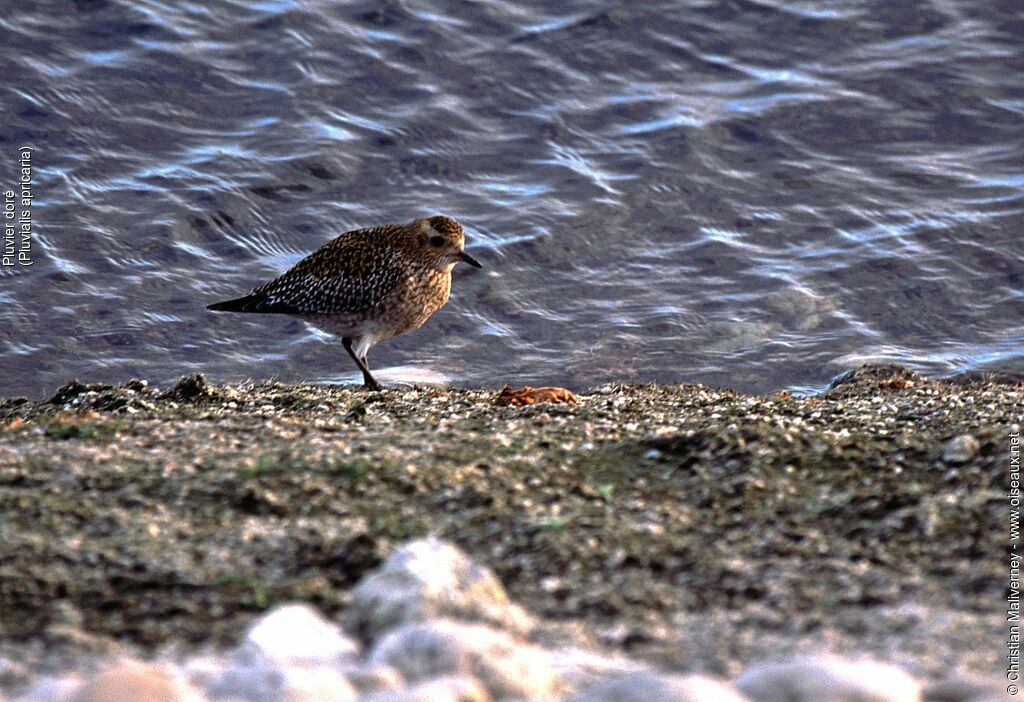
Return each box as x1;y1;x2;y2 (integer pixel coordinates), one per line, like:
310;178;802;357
362;675;490;702
736;656;920;702
71;663;205;702
548;648;646;693
567;671;748;702
14;675;84;702
347;539;532;643
241;603;359;665
369;619;558;700
209;656;357;702
177;655;226;696
275;667;358;702
943;435;979;464
207;656;275;701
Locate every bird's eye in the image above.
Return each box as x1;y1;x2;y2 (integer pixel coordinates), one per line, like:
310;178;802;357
429;235;445;247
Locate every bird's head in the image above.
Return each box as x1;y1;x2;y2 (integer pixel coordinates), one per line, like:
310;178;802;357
409;215;483;271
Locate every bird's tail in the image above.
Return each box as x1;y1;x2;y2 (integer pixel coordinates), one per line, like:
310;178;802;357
207;294;297;314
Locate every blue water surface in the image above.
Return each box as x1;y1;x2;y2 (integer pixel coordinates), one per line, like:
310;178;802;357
0;0;1022;397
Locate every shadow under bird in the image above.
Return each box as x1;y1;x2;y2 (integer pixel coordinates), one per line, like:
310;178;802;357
207;215;482;390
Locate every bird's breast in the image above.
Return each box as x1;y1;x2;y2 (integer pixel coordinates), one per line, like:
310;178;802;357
376;268;451;337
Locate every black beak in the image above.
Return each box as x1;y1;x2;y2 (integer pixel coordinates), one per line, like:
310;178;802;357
459;251;483;269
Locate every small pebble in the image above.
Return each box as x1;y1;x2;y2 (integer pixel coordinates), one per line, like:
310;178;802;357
943;434;979;464
369;619;558;700
736;656;919;702
568;671;749;702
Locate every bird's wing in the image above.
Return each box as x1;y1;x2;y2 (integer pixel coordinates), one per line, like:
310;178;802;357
248;227;406;315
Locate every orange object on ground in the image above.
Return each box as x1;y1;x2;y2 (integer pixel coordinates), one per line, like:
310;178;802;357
496;385;578;407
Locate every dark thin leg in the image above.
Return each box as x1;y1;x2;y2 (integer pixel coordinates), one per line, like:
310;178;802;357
342;337;382;391
358;354;381;391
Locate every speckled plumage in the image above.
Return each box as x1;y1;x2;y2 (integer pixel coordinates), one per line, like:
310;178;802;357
208;215;482;390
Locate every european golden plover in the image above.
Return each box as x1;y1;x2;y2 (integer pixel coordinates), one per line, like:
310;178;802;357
208;215;483;390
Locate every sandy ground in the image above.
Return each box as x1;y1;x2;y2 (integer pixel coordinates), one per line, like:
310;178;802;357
0;364;1014;683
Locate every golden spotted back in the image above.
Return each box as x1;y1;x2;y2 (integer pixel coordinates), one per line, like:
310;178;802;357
252;225;408;315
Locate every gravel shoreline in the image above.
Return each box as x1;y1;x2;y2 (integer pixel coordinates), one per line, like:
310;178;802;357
0;364;1015;698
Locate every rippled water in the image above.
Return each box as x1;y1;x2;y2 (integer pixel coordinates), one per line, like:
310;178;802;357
1;0;1022;398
